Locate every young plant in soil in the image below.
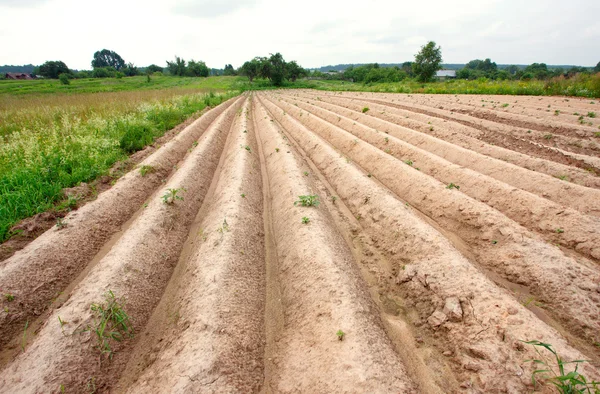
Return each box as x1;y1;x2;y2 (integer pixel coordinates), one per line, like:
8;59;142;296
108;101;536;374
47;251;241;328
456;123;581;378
336;330;345;341
446;183;460;190
302;217;310;224
362;107;369;113
88;290;134;359
162;188;185;204
139;165;155;177
56;217;67;229
524;340;599;393
294;195;320;207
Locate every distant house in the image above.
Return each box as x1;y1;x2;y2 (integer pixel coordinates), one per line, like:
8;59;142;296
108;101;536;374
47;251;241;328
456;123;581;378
435;70;456;80
5;72;34;80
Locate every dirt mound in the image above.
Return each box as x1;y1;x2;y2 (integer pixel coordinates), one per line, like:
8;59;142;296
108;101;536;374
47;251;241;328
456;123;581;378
1;91;599;393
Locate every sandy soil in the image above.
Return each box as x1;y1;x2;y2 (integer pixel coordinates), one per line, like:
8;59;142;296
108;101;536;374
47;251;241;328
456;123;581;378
0;90;599;393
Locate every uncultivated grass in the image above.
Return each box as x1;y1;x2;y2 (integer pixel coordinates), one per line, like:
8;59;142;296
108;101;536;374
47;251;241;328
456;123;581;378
0;89;235;241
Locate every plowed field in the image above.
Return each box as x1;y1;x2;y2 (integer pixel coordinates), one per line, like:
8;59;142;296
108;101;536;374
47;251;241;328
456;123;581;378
1;91;599;393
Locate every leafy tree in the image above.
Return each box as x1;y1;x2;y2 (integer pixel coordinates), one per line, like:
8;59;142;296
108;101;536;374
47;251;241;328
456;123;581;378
187;60;209;77
240;58;261;82
566;66;588;77
223;64;236;76
464;58;497;73
505;65;520;76
91;49;126;70
524;63;549;79
256;56;272;80
122;63;138;77
38;60;70;79
412;41;443;82
595;61;600;73
401;61;414;77
286;60;307;82
268;52;287;86
146;64;163;74
166;56;187;76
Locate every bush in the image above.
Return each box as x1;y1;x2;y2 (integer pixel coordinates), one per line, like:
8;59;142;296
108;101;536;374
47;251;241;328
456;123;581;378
92;67;116;78
115;72;124;79
59;73;70;85
118;121;156;153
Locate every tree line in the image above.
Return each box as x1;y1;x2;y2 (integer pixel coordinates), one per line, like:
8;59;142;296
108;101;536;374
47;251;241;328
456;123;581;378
308;42;600;84
4;44;599;86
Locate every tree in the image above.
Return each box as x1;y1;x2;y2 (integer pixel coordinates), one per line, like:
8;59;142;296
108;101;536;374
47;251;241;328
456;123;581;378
122;63;138;76
187;60;209;77
505;65;520;76
595;62;600;73
223;64;236;76
286;61;307;82
240;58;260;82
146;64;163;74
91;49;126;70
412;41;443;82
401;61;414;77
166;56;187;76
268;52;287;86
38;60;69;79
524;63;549;79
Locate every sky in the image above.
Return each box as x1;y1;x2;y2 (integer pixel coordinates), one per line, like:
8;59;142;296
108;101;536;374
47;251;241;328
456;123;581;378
0;0;599;70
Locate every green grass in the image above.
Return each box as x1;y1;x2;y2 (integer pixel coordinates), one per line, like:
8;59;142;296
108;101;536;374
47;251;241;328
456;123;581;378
524;340;599;393
0;84;235;242
301;74;600;98
0;75;240;96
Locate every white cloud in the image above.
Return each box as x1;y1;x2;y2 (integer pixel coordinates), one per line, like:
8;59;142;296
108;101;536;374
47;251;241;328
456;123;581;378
172;0;260;18
0;0;598;70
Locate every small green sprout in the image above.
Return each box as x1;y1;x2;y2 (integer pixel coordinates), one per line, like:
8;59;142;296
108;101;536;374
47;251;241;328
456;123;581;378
139;165;155;177
446;183;460;190
56;218;67;229
295;195;320;207
162;188;185;204
302;217;310;224
336;329;345;341
362;107;369;113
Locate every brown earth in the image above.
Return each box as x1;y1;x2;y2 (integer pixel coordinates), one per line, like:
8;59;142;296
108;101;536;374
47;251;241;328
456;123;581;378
0;91;599;393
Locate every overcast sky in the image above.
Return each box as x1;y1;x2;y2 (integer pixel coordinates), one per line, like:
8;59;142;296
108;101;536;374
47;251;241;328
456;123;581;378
1;0;598;70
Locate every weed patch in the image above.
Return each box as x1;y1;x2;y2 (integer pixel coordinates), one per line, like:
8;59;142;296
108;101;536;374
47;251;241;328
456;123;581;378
88;290;134;359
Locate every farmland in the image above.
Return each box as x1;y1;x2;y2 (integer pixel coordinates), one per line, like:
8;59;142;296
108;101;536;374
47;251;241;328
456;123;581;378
0;88;599;392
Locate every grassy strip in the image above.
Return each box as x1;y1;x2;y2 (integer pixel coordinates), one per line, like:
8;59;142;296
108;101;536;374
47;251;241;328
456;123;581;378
236;75;600;98
304;76;600;98
0;75;239;96
0;90;236;242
